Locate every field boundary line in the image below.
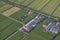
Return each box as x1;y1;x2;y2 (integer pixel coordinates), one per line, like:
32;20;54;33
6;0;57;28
5;30;19;40
38;0;52;10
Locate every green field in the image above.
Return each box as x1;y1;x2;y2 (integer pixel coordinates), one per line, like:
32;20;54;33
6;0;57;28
0;14;22;40
28;0;48;10
53;5;60;17
0;1;13;12
9;31;26;40
10;8;37;24
0;0;60;40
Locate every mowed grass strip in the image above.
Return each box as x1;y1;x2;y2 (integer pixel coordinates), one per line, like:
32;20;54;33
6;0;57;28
53;6;60;17
28;0;48;10
39;0;59;14
9;31;26;40
0;22;20;40
0;4;13;12
2;7;20;16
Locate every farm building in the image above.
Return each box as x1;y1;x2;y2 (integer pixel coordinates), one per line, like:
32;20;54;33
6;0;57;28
43;22;60;34
19;15;41;33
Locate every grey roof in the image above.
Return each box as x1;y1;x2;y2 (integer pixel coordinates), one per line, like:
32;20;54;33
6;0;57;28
46;22;60;34
47;22;56;31
25;15;40;27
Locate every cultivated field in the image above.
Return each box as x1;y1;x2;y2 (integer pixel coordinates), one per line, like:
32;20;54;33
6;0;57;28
2;7;20;16
53;5;60;17
0;3;13;12
10;8;37;24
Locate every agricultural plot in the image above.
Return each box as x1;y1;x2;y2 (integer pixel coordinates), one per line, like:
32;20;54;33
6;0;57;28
9;0;33;6
8;0;60;16
21;0;34;6
0;14;7;22
10;8;37;24
43;18;54;25
23;20;55;40
9;31;26;40
9;14;48;40
0;1;6;8
0;14;22;40
0;4;13;12
2;7;20;16
39;0;59;15
9;0;49;10
0;20;22;40
0;14;10;30
8;0;15;2
28;0;49;10
0;17;13;30
53;5;60;17
9;0;25;4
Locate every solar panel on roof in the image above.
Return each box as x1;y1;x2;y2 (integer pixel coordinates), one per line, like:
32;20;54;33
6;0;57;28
25;15;39;27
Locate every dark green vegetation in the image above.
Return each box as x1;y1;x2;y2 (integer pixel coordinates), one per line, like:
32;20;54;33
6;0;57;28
0;14;22;40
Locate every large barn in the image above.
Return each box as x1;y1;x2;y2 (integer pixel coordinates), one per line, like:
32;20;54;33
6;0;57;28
43;22;60;34
19;15;41;32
